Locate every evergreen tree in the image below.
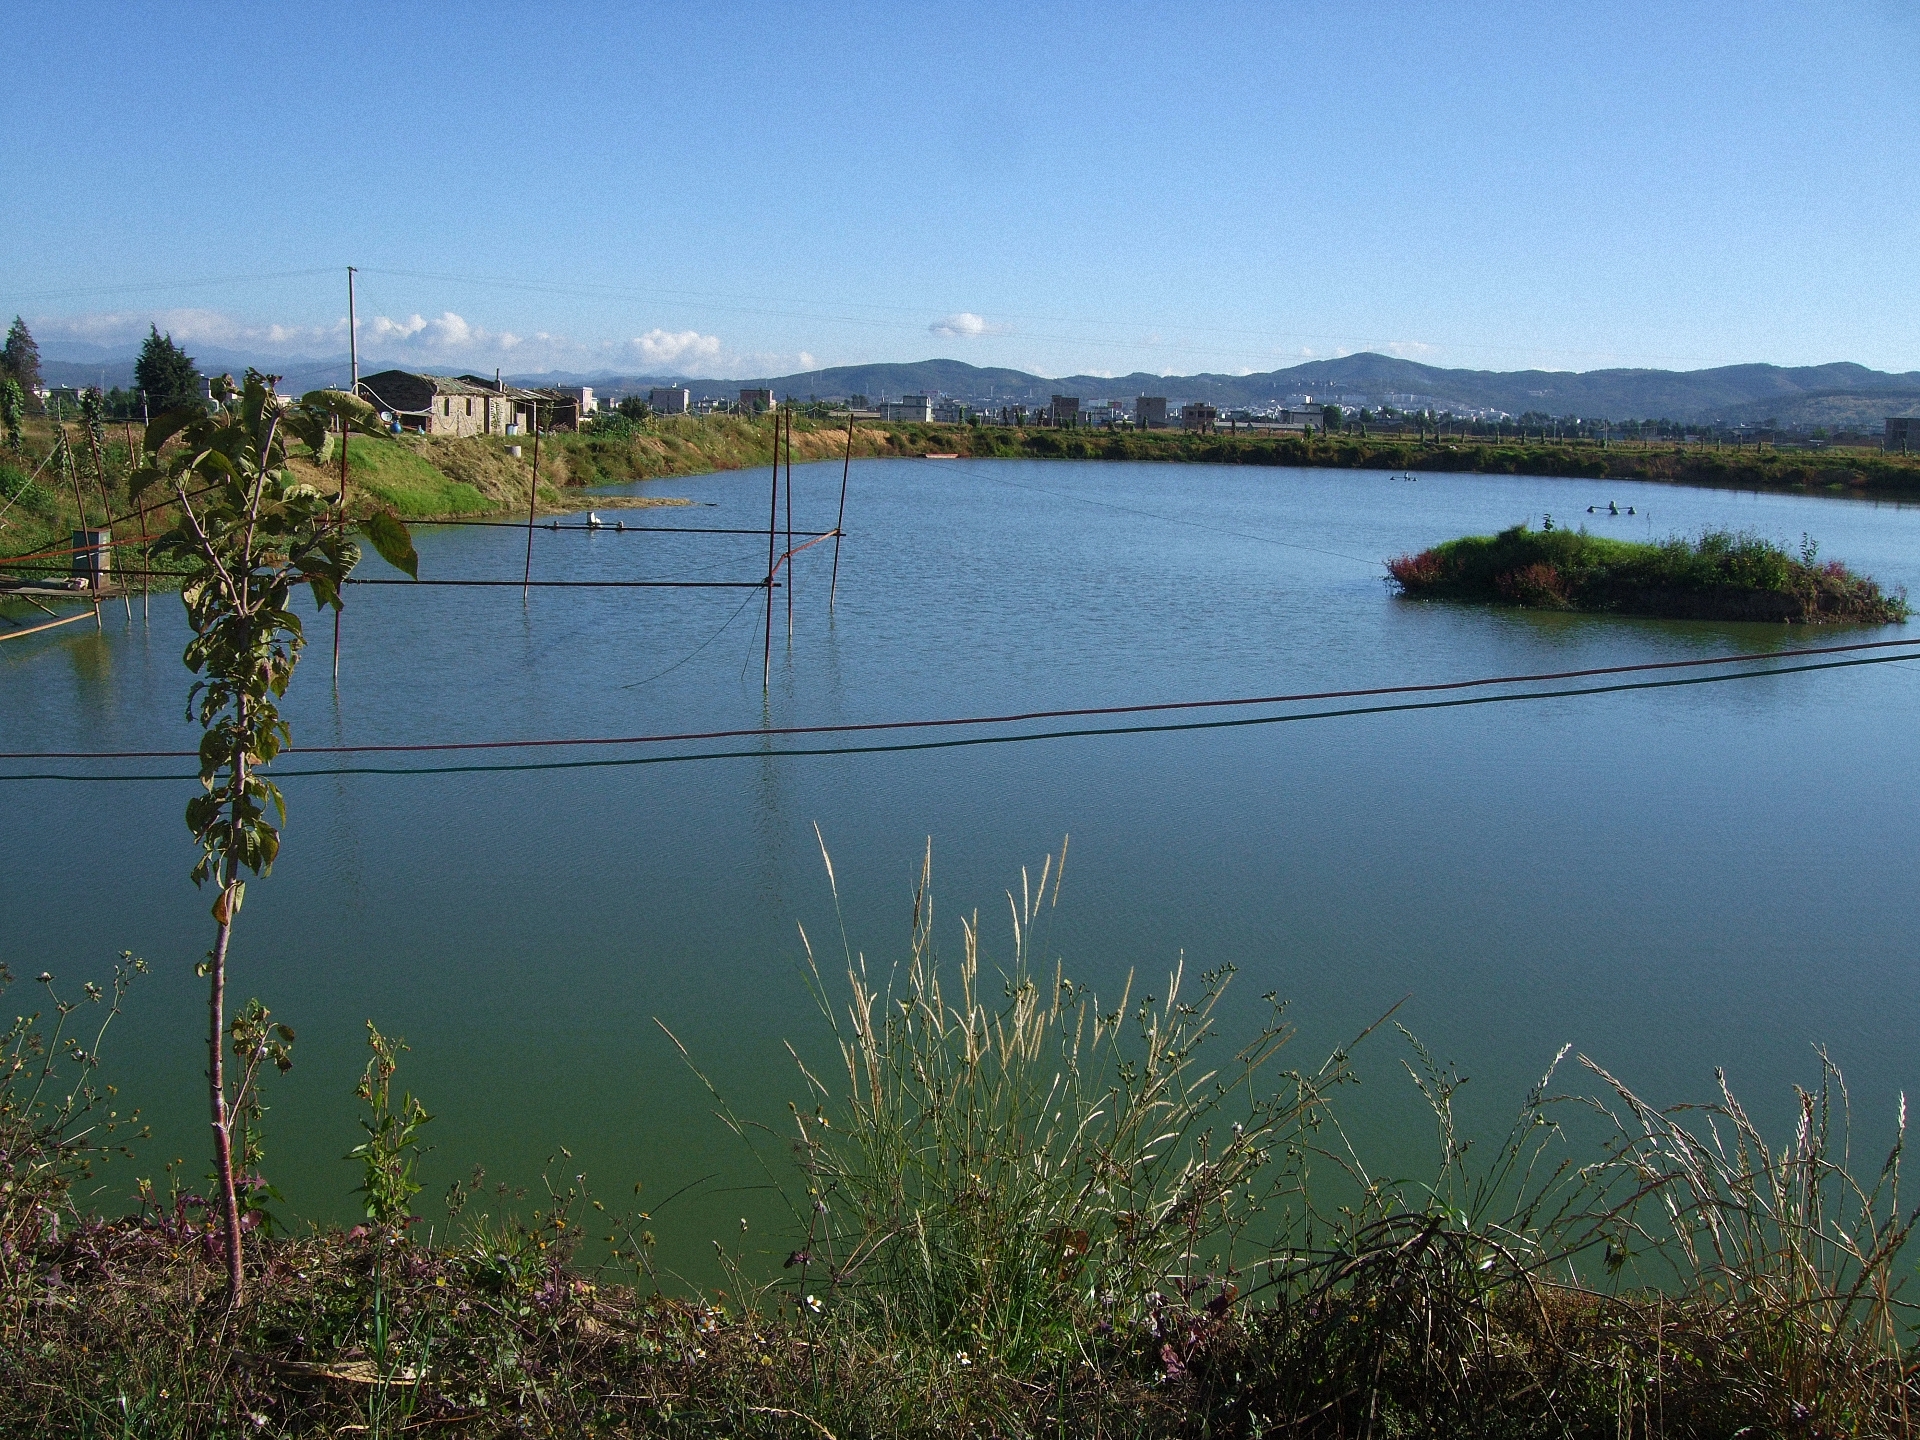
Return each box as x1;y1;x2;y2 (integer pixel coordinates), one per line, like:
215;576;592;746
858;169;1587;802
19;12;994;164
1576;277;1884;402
134;325;203;411
1;377;24;453
1;317;41;394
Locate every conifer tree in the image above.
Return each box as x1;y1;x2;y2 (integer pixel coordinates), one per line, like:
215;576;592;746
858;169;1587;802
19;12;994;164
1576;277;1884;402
135;325;202;412
1;317;41;396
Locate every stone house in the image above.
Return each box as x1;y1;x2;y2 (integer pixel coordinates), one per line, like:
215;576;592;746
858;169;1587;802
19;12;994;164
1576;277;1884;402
360;370;525;437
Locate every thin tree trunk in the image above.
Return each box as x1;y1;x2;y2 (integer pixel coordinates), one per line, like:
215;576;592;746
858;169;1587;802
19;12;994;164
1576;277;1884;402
209;742;247;1302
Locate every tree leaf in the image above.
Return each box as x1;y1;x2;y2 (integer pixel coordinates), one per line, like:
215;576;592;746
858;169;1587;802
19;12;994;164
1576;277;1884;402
357;508;417;579
141;405;206;458
299;389;386;435
127;462;167;503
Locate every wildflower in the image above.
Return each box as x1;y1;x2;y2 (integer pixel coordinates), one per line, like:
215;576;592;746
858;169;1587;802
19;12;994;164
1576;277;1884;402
955;1350;972;1367
803;1294;823;1314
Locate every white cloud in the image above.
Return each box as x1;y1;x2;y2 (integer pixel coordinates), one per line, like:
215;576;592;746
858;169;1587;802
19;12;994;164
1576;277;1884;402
1380;340;1440;360
366;311;524;353
929;312;1006;338
33;308;346;353
629;328;723;366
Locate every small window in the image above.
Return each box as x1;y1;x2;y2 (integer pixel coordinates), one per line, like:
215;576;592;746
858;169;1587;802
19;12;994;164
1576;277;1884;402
442;398;450;415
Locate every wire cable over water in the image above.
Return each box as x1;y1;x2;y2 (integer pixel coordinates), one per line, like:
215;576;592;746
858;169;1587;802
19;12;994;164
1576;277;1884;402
5;643;1918;781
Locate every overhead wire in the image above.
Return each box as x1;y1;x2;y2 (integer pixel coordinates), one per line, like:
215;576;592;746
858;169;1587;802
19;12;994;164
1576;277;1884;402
5;650;1917;783
618;590;762;691
9;636;1918;762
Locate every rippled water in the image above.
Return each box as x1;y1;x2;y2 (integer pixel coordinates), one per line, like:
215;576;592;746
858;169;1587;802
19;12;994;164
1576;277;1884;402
5;458;1918;1276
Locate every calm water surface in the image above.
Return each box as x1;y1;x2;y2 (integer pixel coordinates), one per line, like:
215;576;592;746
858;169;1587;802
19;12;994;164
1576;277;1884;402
5;459;1918;1278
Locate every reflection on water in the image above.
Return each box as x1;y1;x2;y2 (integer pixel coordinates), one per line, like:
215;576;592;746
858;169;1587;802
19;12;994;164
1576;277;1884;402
4;460;1919;1279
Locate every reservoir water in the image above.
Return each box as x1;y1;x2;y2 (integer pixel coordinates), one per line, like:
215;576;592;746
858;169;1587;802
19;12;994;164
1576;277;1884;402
5;457;1918;1280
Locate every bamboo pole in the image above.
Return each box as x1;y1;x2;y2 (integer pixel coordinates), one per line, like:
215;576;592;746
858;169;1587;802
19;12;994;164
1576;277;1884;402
55;421;101;633
0;609;92;642
125;419;148;621
829;409;852;613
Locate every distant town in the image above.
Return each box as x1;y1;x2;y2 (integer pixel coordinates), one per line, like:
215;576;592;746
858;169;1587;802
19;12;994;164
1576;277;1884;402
19;331;1920;454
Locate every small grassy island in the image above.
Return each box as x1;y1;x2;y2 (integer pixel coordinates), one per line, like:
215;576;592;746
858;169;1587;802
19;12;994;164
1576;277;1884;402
1388;524;1908;624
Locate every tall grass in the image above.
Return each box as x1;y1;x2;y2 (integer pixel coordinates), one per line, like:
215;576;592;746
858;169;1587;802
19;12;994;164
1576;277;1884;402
768;836;1350;1360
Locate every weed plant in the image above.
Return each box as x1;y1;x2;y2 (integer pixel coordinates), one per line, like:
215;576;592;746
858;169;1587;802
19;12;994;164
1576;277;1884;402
736;837;1345;1362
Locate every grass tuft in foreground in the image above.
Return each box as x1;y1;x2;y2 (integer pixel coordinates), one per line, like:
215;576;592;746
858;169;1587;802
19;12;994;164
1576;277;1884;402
5;847;1919;1436
1389;523;1909;623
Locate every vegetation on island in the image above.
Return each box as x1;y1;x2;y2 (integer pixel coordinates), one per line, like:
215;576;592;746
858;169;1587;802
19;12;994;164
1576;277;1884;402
1388;523;1908;624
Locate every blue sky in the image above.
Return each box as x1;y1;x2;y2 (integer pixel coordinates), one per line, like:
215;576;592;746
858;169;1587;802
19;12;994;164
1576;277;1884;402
7;0;1916;379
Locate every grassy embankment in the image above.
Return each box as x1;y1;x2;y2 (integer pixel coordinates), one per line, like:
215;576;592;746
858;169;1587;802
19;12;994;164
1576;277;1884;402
6;845;1918;1436
1388;523;1908;623
0;412;920;587
930;424;1920;498
14;413;1917;584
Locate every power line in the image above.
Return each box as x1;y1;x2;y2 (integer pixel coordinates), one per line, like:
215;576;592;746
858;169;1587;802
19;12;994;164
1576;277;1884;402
3;652;1914;784
7;637;1917;763
418;519;831;536
10;267;339;302
346;578;773;589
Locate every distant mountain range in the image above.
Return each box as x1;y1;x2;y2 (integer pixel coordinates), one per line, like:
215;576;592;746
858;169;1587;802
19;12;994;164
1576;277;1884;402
35;349;1920;429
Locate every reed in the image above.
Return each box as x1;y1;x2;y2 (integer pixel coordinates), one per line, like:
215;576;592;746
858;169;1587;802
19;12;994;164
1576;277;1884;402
769;836;1345;1361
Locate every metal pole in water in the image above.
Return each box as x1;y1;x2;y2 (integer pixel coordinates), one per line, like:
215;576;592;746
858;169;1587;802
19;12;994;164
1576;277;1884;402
785;406;794;643
334;412;349;681
523;402;542;603
763;406;779;690
830;407;852;613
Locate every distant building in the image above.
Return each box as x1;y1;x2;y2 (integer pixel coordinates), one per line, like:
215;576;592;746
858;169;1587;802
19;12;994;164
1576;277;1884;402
1049;395;1080;427
362;369;524;437
1136;395;1168;429
1083;401;1123;427
1888;417;1919;453
1181;402;1217;434
739;388;776;414
649;386;691;415
933;399;967;423
529;386;596;430
881;394;932;422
